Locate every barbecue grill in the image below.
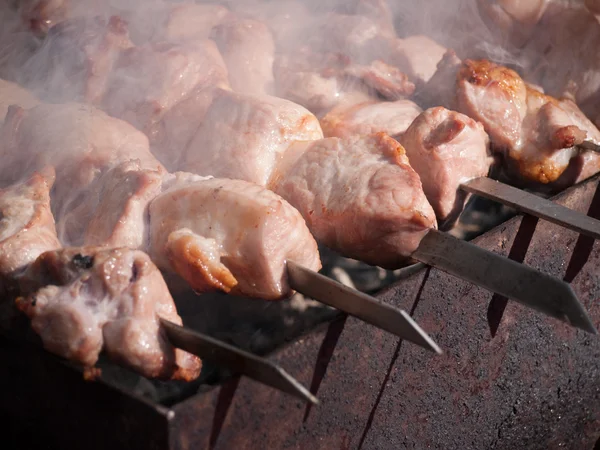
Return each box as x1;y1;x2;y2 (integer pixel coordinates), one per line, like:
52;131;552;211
2;174;598;450
2;1;600;449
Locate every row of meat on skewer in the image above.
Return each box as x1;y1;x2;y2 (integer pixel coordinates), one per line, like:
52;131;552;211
1;0;599;383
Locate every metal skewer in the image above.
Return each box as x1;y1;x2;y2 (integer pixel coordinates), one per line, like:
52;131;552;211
462;177;600;240
286;262;443;354
161;319;318;404
578;140;600;153
412;229;597;334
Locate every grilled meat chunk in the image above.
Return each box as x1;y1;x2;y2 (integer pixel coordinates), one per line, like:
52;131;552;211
400;107;493;228
0;169;61;296
0;79;39;121
212;17;275;95
182;89;323;186
62;161;163;248
101;40;229;141
271;133;437;269
0;103;164;229
24;15;133;103
388;35;447;86
16;247;201;380
148;177;321;300
456;59;528;151
320;99;422;139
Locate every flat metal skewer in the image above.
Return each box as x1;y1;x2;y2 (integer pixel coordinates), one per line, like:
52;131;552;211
161;319;318;404
462;177;600;240
578;140;600;153
287;261;442;354
412;229;598;334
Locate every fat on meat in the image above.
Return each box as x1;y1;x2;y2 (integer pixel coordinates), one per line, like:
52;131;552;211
182;89;323;186
320;99;422;139
271;133;437;269
16;246;201;381
148;177;321;300
400;107;493;228
0;168;61;297
212;17;275;95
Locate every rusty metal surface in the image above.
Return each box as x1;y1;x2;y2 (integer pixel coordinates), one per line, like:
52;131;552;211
0;337;171;450
196;175;600;450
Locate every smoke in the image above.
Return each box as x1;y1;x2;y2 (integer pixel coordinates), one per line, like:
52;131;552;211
1;0;600;246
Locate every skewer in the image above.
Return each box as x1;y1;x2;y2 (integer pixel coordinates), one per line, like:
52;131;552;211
286;262;443;354
461;177;600;240
161;319;319;404
412;229;598;334
578;140;600;153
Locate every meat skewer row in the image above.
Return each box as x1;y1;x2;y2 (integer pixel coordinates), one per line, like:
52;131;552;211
0;101;439;352
419;55;600;190
321;99;600;239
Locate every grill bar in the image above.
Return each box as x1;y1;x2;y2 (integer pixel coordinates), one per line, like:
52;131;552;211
462;177;600;240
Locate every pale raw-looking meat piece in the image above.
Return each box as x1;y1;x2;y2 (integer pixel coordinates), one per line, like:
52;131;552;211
123;2;230;45
476;0;550;48
320;99;422;139
400;107;493;228
388;35;447;86
212;17;275;95
343;59;416;100
102;40;229;140
60;161;163;248
182;89;323;186
0;79;39;121
23;15;133;103
16;247;201;380
0;169;61;297
272;133;437;269
414;49;462;110
273;49;373;115
160;3;230;43
148;177;321;300
0;103;165;220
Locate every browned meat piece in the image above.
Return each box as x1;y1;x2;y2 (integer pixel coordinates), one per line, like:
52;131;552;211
148;177;321;300
456;59;527;151
271;133;437;269
18;0;70;34
320;99;422;139
343;60;416;100
400;107;493;228
101;40;229;141
16;246;201;380
513;89;600;185
61;161;163;248
24;15;133;103
387;35;447;86
0;168;61;296
0;103;165;221
181;89;323;186
212;17;275;95
0;78;39;121
448;58;600;186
